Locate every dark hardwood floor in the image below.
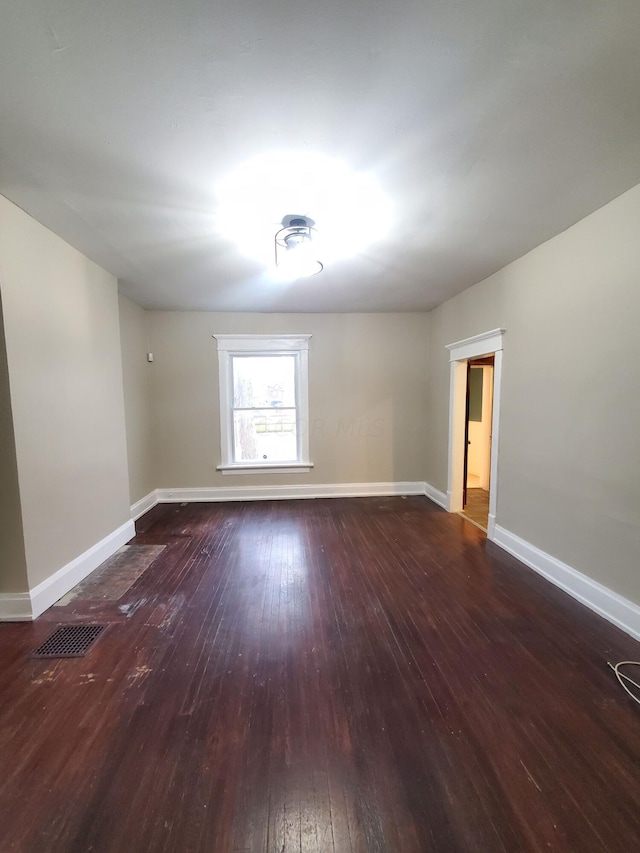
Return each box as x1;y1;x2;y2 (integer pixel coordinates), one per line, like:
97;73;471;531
1;497;640;852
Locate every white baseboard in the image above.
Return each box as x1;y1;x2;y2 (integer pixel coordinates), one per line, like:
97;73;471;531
424;482;448;510
131;482;448;516
154;481;427;504
0;519;136;622
487;513;496;540
131;491;158;520
493;525;640;643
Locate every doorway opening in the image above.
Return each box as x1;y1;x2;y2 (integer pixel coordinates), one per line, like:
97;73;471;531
461;356;494;530
446;328;505;540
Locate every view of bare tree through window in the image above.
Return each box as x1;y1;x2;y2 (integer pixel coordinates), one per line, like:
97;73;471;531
231;356;297;462
233;373;258;460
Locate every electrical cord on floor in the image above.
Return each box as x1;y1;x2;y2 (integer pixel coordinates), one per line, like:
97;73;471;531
608;661;640;705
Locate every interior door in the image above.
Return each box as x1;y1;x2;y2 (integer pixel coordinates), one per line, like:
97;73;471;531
462;360;471;507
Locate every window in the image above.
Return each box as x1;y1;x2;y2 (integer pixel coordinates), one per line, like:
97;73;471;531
214;334;312;473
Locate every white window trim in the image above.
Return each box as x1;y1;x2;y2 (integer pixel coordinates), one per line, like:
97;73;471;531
213;334;313;475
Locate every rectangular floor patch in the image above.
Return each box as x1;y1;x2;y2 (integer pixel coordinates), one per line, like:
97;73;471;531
54;544;166;606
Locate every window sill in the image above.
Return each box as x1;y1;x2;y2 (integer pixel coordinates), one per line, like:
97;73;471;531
217;462;313;476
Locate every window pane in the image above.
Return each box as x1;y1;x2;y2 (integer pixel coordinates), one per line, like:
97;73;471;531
233;409;298;463
232;356;296;408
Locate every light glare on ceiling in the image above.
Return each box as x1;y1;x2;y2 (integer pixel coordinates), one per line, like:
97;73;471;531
215;151;392;269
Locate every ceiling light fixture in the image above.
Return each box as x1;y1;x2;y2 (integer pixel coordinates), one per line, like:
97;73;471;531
215;151;392;268
274;216;323;279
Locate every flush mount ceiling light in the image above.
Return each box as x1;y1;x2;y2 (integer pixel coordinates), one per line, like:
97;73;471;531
215;151;392;269
274;216;323;279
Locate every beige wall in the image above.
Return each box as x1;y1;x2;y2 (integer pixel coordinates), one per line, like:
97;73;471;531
0;195;131;589
0;292;28;593
119;294;155;504
426;183;640;603
148;311;430;488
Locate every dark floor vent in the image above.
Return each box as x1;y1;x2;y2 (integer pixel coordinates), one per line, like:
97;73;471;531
30;625;106;659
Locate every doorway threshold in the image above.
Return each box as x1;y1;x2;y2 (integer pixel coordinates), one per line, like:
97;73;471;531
461;487;489;531
458;512;487;534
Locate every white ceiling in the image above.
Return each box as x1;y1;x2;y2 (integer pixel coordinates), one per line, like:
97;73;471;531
2;1;640;312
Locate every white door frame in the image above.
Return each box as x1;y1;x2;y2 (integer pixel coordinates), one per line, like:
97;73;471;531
445;328;505;539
